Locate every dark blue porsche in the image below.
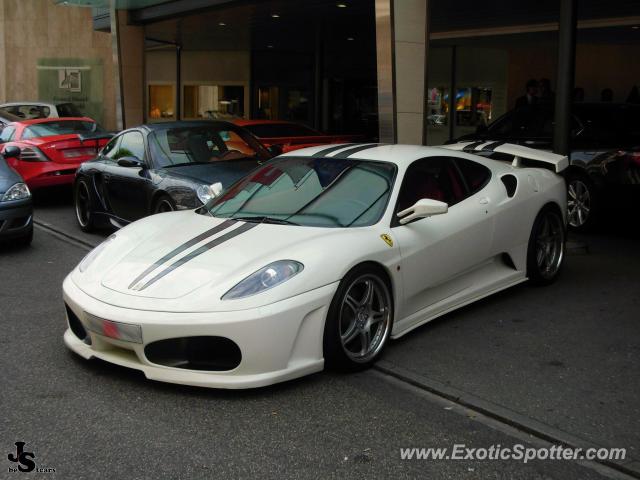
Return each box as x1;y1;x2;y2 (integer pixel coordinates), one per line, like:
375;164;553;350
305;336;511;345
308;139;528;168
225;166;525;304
0;146;33;246
73;121;273;232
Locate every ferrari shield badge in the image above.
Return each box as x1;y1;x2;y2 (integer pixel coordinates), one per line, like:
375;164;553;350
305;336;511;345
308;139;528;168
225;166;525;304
380;234;393;247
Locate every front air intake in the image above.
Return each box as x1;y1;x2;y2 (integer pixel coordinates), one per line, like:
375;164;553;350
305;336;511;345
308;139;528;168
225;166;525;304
144;336;241;371
65;304;91;345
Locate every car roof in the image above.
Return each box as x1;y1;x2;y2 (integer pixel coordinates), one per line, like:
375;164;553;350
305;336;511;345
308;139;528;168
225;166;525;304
0;101;59;107
233;119;299;126
8;117;95;126
137;120;242;132
281;143;478;168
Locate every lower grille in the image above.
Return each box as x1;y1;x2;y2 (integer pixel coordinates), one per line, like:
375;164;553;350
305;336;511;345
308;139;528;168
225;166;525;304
145;336;241;371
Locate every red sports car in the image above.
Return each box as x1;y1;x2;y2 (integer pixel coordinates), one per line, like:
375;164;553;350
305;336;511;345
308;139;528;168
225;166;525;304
232;119;364;153
0;117;110;189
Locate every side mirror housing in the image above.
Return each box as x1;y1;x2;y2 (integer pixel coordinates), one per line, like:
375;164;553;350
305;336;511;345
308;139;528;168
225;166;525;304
268;144;283;156
2;145;21;159
397;198;448;225
117;156;144;168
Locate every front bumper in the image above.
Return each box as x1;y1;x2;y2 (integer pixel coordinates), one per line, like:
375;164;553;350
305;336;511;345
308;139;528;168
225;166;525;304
0;198;33;239
62;275;338;389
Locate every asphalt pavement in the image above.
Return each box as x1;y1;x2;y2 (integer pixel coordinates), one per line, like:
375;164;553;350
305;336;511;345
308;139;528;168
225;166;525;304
1;188;638;479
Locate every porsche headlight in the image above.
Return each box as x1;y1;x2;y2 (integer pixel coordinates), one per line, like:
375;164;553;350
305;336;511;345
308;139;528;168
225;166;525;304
1;183;31;202
196;182;223;205
78;234;116;272
222;260;304;300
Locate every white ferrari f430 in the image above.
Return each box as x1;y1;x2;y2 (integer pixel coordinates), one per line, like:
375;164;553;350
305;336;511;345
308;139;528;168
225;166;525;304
63;141;568;388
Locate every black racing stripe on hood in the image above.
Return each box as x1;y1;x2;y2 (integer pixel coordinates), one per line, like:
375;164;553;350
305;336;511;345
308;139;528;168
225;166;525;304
330;143;382;159
137;222;258;291
128;219;237;290
310;143;356;157
481;140;506;152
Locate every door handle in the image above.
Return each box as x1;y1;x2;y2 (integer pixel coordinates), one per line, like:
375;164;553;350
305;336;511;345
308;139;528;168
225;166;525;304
478;197;490;205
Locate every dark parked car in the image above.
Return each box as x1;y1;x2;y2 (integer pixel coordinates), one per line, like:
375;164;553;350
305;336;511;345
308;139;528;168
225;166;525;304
455;103;640;230
74;121;272;231
0;146;33;246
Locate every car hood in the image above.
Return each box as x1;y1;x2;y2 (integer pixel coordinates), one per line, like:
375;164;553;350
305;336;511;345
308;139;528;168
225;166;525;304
165;160;260;188
70;210;389;312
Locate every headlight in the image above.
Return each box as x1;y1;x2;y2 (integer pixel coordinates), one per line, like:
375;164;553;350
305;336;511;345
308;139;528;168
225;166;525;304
196;182;223;205
1;182;30;202
78;234;116;272
222;260;304;300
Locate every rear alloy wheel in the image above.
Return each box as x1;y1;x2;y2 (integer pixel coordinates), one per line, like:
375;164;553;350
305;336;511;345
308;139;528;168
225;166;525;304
324;265;393;371
566;172;598;231
527;206;565;285
74;178;95;232
153;195;176;214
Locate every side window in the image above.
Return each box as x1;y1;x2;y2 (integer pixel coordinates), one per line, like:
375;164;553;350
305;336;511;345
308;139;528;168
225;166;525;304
454;158;491;195
115;132;145;161
396;157;468;215
0;126;16;143
101;136;121;161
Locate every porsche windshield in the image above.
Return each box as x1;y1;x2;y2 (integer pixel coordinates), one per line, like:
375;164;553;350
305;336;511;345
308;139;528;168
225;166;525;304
205;157;396;228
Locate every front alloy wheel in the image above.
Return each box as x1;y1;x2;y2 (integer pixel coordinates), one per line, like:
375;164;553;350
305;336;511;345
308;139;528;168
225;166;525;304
75;179;94;232
567;178;591;228
324;266;393;370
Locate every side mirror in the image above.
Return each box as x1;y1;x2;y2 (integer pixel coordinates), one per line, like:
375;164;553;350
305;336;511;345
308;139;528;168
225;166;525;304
268;144;283;156
2;145;21;159
117;156;144;168
397;198;448;225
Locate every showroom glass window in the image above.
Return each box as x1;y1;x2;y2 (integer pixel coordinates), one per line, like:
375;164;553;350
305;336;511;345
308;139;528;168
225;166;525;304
148;85;175;121
183;85;245;119
207;157;397;228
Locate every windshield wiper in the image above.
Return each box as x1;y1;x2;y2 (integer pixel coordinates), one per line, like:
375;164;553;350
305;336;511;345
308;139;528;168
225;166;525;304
231;215;300;226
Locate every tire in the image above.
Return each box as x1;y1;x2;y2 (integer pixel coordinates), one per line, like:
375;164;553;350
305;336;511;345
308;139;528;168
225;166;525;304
323;264;394;371
153;194;176;214
566;171;599;232
16;226;33;247
74;178;95;233
527;205;566;285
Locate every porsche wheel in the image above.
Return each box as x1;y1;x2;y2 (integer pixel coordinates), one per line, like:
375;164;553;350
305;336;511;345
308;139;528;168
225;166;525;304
566;171;598;231
527;206;565;285
324;265;393;371
74;178;95;232
153;195;176;214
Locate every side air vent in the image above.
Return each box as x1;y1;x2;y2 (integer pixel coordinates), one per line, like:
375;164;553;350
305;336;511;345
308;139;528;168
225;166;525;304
501;174;517;197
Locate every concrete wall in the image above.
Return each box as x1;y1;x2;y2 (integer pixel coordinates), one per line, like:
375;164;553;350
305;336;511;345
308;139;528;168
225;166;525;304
0;0;116;129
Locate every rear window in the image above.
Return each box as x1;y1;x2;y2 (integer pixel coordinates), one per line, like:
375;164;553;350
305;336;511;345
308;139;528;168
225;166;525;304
56;103;83;117
22;120;100;139
244;123;320;138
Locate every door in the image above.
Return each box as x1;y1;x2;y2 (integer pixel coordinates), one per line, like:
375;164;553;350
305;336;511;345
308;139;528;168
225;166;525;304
101;131;150;222
392;156;494;318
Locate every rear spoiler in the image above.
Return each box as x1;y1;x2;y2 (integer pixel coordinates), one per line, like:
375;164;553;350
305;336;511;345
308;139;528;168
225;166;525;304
443;141;569;173
78;132;115;144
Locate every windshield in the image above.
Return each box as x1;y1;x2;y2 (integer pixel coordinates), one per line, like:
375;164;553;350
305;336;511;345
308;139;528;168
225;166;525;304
148;125;270;168
244;123;320;138
22;120;100;139
205;156;397;228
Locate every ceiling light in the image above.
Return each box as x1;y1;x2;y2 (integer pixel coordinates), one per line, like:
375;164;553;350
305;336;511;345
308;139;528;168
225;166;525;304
218;22;226;26
347;37;355;41
267;44;274;48
632;25;639;29
271;13;280;18
337;3;347;7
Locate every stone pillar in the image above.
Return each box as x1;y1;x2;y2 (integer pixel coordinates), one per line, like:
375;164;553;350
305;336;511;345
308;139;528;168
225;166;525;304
375;0;429;144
